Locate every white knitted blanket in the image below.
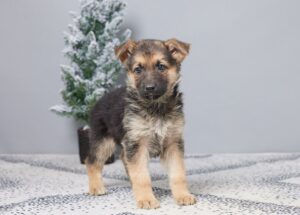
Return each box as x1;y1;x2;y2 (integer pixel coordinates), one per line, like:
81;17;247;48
0;154;299;215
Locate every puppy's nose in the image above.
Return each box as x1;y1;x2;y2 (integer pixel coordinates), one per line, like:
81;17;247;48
145;84;155;92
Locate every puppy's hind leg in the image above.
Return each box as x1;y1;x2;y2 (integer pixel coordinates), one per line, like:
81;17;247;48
86;137;115;195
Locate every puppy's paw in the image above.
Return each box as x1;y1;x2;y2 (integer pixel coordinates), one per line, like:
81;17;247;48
137;197;160;209
88;184;106;196
175;193;197;206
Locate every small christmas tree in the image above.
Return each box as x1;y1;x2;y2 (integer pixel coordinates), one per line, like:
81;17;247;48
51;0;131;124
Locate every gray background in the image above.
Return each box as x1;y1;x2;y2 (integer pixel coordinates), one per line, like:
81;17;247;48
0;0;299;154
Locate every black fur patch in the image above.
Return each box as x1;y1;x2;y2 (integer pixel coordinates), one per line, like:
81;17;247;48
149;134;162;157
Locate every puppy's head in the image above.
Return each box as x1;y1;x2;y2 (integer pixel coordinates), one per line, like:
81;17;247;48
115;39;190;101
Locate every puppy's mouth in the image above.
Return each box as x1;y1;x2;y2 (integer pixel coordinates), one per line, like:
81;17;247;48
144;93;162;100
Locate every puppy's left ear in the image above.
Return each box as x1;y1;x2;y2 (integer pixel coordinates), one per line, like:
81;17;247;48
164;38;190;63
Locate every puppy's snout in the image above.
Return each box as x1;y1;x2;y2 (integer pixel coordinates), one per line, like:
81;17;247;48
145;84;156;92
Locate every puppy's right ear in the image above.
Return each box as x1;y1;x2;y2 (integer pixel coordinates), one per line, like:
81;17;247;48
114;39;136;63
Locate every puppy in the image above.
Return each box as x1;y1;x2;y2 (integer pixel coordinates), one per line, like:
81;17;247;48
86;38;197;209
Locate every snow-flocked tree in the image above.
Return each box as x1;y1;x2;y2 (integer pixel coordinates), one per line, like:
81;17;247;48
51;0;131;123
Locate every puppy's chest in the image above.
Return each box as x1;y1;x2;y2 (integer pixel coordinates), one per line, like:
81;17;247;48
126;116;173;157
143;118;171;157
134;117;171;140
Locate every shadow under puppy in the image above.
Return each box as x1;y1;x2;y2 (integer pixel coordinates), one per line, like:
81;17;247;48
86;38;197;209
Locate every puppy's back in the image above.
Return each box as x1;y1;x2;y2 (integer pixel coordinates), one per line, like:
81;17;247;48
89;87;126;145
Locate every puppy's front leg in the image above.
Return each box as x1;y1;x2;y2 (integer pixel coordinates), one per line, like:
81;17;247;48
161;139;197;206
125;140;160;209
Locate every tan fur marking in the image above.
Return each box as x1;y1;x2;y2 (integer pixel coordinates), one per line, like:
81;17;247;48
132;54;147;67
150;52;167;64
166;67;180;96
95;138;116;163
86;163;105;195
161;141;197;206
153;40;164;47
127;72;137;89
86;138;115;196
166;115;185;138
125;140;160;209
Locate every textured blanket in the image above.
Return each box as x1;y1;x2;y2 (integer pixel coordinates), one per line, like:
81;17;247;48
0;154;299;215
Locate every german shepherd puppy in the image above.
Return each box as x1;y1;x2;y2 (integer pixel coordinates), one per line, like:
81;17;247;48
86;38;197;209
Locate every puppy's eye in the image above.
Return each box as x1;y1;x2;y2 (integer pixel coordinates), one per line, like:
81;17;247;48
157;63;166;72
133;66;142;74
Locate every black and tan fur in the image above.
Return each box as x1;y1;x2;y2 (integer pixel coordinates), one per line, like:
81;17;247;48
86;38;196;209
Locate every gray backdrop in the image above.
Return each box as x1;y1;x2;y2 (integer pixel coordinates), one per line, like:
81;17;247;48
1;0;299;154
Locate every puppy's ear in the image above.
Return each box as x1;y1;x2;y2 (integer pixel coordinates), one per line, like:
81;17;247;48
164;38;190;63
115;39;136;63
